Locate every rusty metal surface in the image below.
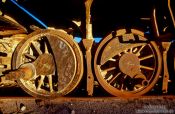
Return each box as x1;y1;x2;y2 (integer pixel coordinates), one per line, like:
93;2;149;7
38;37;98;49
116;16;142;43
162;42;171;93
82;39;94;96
82;0;94;96
5;63;35;81
0;15;27;36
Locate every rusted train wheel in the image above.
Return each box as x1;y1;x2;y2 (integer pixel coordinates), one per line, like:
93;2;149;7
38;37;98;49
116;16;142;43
94;29;162;97
12;29;83;98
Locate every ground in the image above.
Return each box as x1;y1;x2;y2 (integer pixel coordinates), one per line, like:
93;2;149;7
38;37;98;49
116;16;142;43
0;96;175;114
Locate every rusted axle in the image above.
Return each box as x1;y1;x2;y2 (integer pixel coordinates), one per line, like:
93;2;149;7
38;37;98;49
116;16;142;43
5;63;36;81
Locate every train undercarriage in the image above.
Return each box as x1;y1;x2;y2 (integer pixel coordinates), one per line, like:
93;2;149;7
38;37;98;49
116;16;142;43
0;0;175;99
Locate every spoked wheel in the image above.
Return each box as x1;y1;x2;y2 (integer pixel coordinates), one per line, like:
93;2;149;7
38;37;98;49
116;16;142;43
12;29;83;98
94;29;162;97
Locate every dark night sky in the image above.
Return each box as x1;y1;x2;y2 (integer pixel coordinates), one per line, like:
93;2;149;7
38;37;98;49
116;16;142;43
1;0;174;37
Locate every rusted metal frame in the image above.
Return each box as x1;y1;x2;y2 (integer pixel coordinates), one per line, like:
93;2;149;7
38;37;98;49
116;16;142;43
162;42;171;93
161;0;174;91
152;5;172;93
82;0;94;96
0;15;27;36
168;0;175;29
152;0;175;38
0;34;26;78
152;8;160;38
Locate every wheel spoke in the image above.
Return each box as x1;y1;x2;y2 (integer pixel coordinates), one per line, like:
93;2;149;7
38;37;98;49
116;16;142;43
108;58;116;62
48;75;54;92
37;75;45;90
106;74;113;81
29;46;33;55
140;65;154;70
44;41;49;54
31;42;42;55
98;65;107;77
136;44;146;56
133;48;137;53
119;75;127;90
109;72;121;84
24;53;36;60
139;54;154;61
129;48;133;53
120;84;124;90
103;67;116;72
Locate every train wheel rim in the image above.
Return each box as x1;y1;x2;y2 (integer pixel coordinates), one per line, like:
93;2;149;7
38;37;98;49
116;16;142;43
12;29;83;98
94;29;162;97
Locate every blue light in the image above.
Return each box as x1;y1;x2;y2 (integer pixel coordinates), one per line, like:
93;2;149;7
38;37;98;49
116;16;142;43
171;40;175;43
74;37;82;43
10;0;48;29
145;31;150;34
94;37;102;43
74;37;102;43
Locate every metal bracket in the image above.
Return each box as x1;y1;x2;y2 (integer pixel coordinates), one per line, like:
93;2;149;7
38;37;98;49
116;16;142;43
162;42;171;93
83;39;94;96
83;0;94;96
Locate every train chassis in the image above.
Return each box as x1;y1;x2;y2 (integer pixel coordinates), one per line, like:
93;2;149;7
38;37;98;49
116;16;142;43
0;0;175;99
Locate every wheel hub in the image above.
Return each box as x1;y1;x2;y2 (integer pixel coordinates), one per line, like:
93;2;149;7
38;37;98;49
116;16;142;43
119;53;140;78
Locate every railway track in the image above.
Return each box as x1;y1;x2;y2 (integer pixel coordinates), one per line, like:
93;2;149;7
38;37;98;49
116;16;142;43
0;95;174;114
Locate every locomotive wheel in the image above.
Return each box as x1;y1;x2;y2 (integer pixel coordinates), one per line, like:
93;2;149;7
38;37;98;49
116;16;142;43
94;29;162;97
12;29;83;98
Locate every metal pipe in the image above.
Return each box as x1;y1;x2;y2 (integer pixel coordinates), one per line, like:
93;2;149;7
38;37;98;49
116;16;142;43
168;0;175;29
